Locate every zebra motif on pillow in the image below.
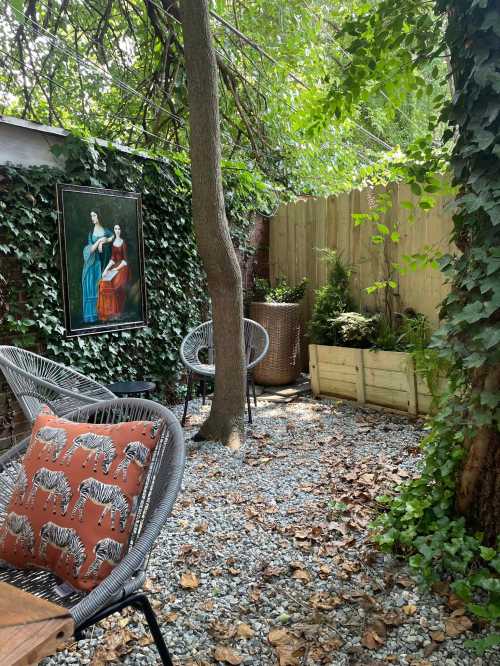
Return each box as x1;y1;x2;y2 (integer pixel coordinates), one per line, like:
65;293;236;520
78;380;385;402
63;433;116;474
28;468;72;516
0;512;34;555
35;427;67;462
11;463;28;504
85;537;123;579
71;478;129;532
114;441;151;482
0;406;163;591
39;521;86;577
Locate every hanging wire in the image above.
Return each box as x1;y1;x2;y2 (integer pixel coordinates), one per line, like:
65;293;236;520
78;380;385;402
3;2;376;179
6;3;187;128
207;10;393;151
147;0;392;152
4;3;285;165
212;43;375;167
145;0;376;167
0;46;66;91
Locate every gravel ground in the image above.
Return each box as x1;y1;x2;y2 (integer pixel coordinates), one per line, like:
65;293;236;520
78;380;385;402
43;395;499;666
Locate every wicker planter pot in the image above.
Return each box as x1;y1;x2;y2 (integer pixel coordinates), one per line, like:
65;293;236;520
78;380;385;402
250;302;302;386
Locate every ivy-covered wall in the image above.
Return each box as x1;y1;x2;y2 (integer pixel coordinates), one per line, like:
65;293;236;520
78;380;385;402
0;135;270;446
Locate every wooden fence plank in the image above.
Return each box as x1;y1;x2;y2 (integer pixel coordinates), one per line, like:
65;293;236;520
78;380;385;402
270;183;453;332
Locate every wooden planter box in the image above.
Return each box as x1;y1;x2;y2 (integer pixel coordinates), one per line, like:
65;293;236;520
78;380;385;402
309;344;436;415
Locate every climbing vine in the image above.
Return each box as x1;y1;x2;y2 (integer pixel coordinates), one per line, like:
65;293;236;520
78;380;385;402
316;0;500;651
0;135;272;397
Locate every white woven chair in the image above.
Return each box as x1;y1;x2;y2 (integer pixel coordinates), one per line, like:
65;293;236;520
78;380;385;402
0;345;115;423
0;397;185;666
180;318;269;425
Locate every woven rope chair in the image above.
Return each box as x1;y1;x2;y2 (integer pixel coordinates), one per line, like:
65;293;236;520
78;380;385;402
0;345;115;423
180;318;269;426
0;397;185;666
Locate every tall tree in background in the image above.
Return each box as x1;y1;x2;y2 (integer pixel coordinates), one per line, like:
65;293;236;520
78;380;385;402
181;0;246;450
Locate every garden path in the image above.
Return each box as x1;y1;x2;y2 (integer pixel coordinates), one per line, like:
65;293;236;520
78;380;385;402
43;397;497;666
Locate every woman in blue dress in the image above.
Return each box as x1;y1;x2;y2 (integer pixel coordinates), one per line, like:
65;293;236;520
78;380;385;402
82;211;113;323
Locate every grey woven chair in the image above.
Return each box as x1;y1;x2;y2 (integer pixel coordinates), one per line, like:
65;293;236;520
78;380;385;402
180;318;269;426
0;345;115;422
0;397;185;666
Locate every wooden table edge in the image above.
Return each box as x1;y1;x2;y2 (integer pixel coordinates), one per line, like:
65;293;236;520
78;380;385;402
0;615;74;666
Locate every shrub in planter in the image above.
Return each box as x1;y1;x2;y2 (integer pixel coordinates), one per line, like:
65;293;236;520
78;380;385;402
330;312;379;348
250;276;307;386
308;252;353;345
255;277;308;304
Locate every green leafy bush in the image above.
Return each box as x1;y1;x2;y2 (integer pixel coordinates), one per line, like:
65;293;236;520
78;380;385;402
308;251;353;344
254;276;307;303
330;312;379;347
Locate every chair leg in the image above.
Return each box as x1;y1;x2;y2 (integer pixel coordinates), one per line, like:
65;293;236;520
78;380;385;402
251;376;257;406
201;379;207;406
74;592;173;666
131;593;174;666
246;376;252;424
181;372;193;427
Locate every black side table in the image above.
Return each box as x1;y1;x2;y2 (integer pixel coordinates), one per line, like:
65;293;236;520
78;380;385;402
106;381;157;398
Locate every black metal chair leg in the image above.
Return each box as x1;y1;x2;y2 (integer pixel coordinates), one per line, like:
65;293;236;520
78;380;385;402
181;372;193;426
74;592;173;666
246;377;252;424
251;377;257;406
201;379;206;405
131;593;174;666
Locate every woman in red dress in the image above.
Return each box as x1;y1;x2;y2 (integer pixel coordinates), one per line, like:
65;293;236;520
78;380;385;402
97;225;130;321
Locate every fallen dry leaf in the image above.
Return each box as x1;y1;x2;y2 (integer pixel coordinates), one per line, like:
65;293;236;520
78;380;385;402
403;603;417;616
213;645;243;665
361;619;387;649
380;610;405;626
143;578;158;592
262;565;284;578
430;630;446;642
138;635;154;646
236;623;255;639
309;591;342;610
291;568;311;583
268;628;290;646
201;599;214;611
194;521;209;533
447;593;465;610
319;564;331;578
180;571;199;589
211;621;237;639
445;614;472;637
162;611;179;623
276;644;305;666
268;628;305;666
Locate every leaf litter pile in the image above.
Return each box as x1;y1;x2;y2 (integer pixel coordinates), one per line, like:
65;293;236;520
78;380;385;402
44;397;498;666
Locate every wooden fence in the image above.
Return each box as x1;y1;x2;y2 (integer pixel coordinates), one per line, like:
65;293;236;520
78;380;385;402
269;182;455;330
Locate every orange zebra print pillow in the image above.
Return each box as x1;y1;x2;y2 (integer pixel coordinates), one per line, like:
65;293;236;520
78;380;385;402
0;406;164;591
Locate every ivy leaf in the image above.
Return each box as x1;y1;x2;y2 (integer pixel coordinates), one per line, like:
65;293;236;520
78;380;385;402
467;601;500;620
480;546;497;562
464;634;500;656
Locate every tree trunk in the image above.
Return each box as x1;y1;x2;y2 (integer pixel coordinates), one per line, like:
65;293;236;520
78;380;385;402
442;0;500;543
457;367;500;542
181;0;245;449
